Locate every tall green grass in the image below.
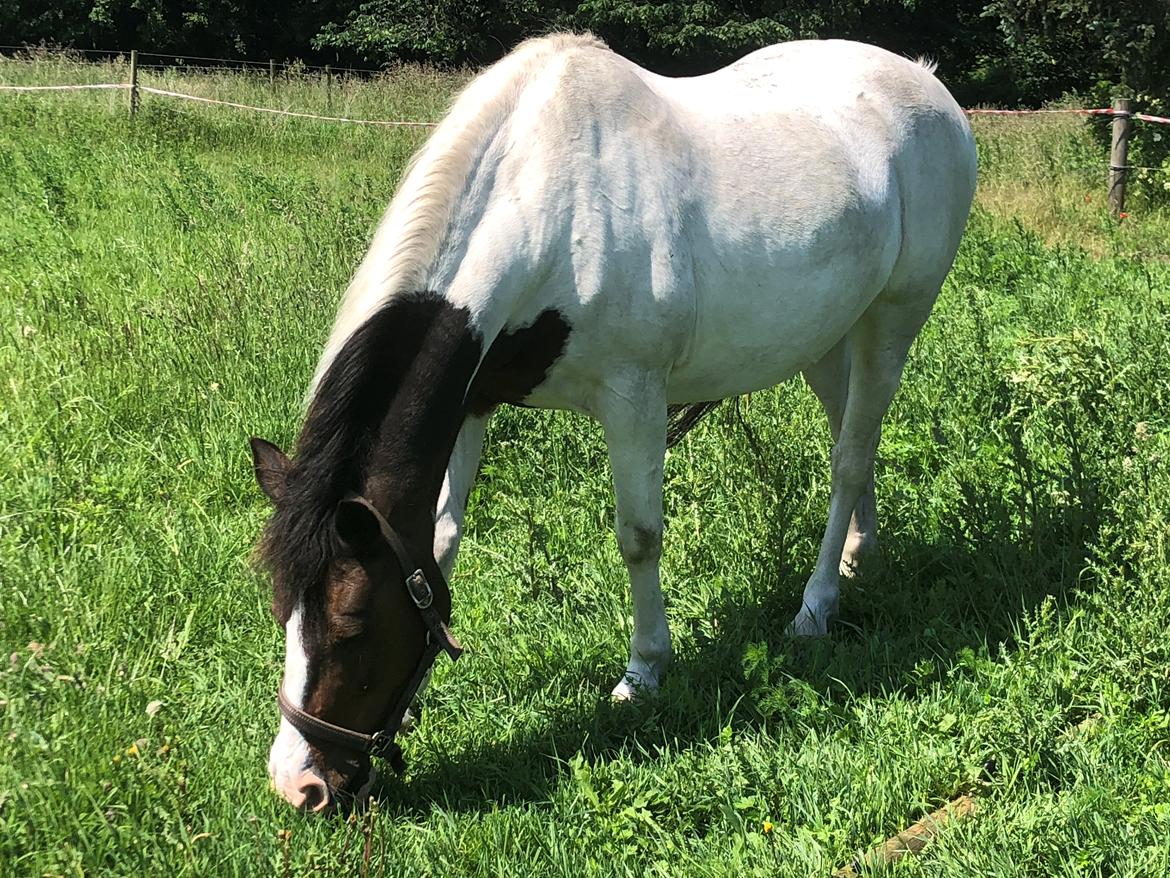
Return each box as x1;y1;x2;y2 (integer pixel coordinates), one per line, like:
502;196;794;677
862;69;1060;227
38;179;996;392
1;66;1169;876
0;49;464;129
972;112;1170;257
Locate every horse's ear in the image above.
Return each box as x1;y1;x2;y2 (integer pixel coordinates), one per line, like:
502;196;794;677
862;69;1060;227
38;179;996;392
250;437;290;504
335;498;381;553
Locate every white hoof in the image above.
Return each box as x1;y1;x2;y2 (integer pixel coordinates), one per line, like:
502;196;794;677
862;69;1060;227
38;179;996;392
838;557;862;579
611;678;639;702
610;667;661;702
786;604;834;637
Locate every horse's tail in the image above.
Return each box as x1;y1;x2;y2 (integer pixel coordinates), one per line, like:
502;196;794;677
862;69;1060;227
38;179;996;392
666;400;723;447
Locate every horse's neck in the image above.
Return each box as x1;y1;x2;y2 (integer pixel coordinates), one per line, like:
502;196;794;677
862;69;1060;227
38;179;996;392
357;298;484;533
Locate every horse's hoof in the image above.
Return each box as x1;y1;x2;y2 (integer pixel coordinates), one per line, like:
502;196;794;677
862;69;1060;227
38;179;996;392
786;610;830;638
610;672;658;702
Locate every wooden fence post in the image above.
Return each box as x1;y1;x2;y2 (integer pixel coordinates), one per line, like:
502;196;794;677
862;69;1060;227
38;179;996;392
128;49;138;117
1108;97;1132;216
269;59;276;89
325;65;332;111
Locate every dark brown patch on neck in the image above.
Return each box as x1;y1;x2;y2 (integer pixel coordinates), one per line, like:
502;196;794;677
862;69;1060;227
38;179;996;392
467;309;571;416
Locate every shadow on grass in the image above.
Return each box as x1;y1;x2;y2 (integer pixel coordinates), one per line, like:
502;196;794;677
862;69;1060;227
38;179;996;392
374;484;1095;817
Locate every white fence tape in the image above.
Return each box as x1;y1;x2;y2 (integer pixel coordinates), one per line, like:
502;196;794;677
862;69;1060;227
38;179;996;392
3;81;1167;130
0;81;436;127
965;106;1170;126
0;82;127;91
138;86;437;127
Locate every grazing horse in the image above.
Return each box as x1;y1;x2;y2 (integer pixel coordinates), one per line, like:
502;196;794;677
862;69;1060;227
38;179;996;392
251;33;976;811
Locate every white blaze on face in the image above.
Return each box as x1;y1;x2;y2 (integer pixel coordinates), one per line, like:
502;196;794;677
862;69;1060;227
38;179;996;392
268;604;313;794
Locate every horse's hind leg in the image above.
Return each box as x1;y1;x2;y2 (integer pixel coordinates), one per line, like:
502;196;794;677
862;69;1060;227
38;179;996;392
597;372;672;700
790;288;936;636
802;339;878;576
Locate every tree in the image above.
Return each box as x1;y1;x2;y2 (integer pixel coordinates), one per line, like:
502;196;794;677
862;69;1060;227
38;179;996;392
313;0;570;66
981;0;1170;101
3;0;1167;109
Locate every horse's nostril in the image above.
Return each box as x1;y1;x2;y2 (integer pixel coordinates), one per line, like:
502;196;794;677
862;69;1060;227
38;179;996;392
296;773;332;813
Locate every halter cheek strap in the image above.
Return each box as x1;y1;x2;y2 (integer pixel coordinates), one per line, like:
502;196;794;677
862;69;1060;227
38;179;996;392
277;496;462;768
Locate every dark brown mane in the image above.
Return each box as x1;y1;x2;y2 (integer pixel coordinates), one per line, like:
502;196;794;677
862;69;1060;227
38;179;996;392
257;294;478;623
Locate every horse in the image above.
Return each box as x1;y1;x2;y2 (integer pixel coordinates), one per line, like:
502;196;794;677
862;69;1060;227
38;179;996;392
250;33;977;811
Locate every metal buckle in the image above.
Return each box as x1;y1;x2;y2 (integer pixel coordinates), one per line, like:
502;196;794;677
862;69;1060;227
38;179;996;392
405;569;433;609
369;730;393;757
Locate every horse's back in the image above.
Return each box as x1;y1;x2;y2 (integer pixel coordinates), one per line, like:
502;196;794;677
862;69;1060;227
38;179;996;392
494;37;977;407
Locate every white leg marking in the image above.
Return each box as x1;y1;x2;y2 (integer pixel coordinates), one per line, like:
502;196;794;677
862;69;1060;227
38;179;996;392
791;296;932;636
840;474;878;577
790;439;874;636
803;338;880;580
433;415;489;579
599;374;672;700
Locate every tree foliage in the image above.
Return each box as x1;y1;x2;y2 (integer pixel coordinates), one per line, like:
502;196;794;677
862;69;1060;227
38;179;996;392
2;0;1167;107
0;0;346;61
983;0;1170;102
312;0;569;66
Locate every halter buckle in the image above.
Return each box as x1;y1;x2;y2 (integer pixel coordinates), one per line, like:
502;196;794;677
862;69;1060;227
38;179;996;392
368;730;394;757
405;569;433;609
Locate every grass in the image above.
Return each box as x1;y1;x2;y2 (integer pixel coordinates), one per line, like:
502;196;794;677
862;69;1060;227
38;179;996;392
0;48;465;127
972;112;1170;258
1;57;1169;876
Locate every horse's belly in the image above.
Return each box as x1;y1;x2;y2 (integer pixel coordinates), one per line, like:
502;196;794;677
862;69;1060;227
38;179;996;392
666;283;877;403
665;209;899;402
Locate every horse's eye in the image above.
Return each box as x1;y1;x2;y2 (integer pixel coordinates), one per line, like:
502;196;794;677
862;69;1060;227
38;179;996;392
333;615;365;640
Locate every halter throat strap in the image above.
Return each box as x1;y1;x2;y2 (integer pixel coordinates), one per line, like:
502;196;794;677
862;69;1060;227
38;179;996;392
277;494;463;765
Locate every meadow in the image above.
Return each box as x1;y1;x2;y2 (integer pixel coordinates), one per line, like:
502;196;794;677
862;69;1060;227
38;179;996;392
1;54;1169;876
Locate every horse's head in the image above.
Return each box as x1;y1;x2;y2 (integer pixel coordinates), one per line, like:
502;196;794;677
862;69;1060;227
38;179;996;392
250;437;460;812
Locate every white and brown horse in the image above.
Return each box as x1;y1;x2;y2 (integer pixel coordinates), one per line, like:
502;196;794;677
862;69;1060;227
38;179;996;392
250;33;976;810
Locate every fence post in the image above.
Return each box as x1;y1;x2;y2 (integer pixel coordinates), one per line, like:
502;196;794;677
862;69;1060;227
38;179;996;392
269;59;276;89
325;65;332;111
128;49;138;118
1108;97;1132;216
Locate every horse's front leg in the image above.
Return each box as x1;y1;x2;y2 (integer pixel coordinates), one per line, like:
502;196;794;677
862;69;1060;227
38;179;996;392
433;414;489;578
597;374;672;700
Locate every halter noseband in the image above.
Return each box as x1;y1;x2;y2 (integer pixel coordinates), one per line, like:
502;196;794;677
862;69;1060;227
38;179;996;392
277;495;463;767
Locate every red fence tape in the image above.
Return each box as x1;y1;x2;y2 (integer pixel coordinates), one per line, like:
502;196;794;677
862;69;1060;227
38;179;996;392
964;107;1113;117
965;107;1170;125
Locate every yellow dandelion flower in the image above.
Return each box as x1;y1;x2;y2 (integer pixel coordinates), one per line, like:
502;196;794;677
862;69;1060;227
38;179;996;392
762;821;774;834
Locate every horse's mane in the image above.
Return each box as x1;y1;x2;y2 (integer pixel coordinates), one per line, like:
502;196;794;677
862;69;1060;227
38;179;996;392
258;301;414;623
310;32;607;393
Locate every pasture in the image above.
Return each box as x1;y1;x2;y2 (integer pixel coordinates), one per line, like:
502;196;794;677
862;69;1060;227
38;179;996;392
2;58;1169;875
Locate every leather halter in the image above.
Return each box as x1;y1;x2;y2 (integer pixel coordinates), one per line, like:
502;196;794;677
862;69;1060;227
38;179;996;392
277;495;463;767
